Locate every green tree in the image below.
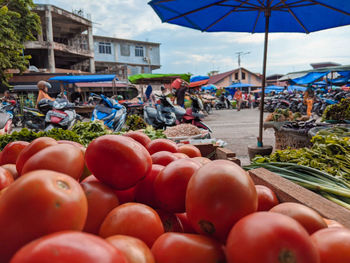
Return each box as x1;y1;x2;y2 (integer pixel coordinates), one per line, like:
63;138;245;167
0;0;41;87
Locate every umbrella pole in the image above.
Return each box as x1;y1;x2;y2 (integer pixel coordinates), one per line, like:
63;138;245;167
258;11;270;147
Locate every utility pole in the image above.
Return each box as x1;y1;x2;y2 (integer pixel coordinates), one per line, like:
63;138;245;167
235;51;250;83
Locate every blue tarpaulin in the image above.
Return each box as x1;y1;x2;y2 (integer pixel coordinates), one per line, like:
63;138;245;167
201;84;217;91
49;75;117;83
265;85;284;94
291;72;329;85
288;85;307;92
225;83;252;89
190;75;209;82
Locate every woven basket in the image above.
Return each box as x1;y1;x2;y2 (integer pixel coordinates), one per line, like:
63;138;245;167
274;128;312;150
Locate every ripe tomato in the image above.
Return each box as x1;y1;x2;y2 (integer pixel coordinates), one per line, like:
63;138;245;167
255;185;279;211
57;140;84;149
226;212;320;263
106;235;155;263
21;144;85;180
177;145;201;158
114;186;136;204
11;231;127;263
134;164;164;208
0;141;29;165
155;159;201;213
123;131;151;148
86;135;152;190
81;175;99;183
323;218;344;228
151;151;178;166
81;181;119;234
311;227;350;263
156;209;184;233
173;152;189;159
151;233;226;263
270;202;327;234
176;213;196;234
192;156;211;165
2;164;19;180
146;139;178;154
99;203;164;248
186;160;257;241
16;137;57;175
0;166;13;190
0;170;87;262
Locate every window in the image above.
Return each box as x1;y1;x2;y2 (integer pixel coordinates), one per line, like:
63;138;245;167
135;46;144;57
235;72;239;80
120;44;130;56
242;72;246;80
98;42;112;54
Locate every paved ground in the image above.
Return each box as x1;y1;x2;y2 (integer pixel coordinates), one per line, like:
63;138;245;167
204;108;275;165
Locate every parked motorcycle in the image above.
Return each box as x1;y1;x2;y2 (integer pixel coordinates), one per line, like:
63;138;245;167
45;98;80;131
23;99;54;131
91;93;127;132
144;95;185;129
181;96;212;132
0;103;14;134
215;95;231;110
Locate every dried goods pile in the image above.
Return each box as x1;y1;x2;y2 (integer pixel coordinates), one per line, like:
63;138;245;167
163;124;201;138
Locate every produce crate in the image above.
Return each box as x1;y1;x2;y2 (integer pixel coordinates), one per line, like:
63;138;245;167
274;129;312;150
193;143;241;166
249;168;350;228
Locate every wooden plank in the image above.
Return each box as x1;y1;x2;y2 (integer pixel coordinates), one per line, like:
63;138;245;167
216;147;236;158
249;168;350;229
193;144;217;160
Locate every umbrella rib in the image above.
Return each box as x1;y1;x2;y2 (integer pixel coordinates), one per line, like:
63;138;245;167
279;0;310;33
164;0;229;22
306;0;350;16
203;0;253;31
252;10;261;33
226;0;261;8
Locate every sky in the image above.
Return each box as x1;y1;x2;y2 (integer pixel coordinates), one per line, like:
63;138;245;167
35;0;350;76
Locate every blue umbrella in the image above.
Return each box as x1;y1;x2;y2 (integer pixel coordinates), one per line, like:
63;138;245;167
190;75;210;82
226;83;252;88
148;0;350;147
202;84;217;91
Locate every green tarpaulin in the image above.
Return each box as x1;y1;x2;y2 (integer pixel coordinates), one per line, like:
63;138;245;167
128;73;191;84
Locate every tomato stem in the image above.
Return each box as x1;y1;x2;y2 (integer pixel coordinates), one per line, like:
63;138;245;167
198;220;215;235
278;249;296;263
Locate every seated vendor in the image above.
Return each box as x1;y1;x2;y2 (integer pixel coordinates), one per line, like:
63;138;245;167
36;81;54;107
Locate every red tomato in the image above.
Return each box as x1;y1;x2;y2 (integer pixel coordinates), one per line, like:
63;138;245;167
114;187;136;204
123;131;151;148
11;231;127;263
186;160;257;241
134;164;164;208
226;212;320;263
151;151;178;166
255;185;279;211
156;209;184;233
106;235;155;263
2;164;19;180
16;137;57;175
0;141;29;165
81;181;120;234
176;213;196;234
21;144;85;180
147;139;178;154
270;202;327;234
86;135;152;190
323;218;344;228
192;156;211;165
155;159;201;213
0;166;14;190
99;203;164;248
177;145;201;158
173;152;189;159
311;227;350;263
57;140;84;149
0;170;87;262
81;174;99;183
151;233;226;263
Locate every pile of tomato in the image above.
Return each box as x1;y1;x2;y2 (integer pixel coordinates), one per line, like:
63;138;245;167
0;131;349;263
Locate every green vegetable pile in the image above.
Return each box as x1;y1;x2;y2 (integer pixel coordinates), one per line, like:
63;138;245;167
253;134;350;180
125;115;147;131
244;162;350;210
322;98;350;122
0;121;165;150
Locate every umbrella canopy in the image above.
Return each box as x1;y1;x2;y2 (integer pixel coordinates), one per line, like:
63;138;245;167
225;83;252;89
189;79;209;88
149;0;350;147
291;72;329;85
49;75;118;84
265;85;284;93
202;84;217;91
190;75;210;82
288;85;307;92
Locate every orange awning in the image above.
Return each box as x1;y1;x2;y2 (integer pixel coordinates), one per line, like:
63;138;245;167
190;79;209;88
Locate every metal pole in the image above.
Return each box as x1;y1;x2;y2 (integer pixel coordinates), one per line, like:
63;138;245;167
258;11;270;147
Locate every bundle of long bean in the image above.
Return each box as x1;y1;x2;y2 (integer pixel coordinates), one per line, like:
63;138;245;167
244;162;350;210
